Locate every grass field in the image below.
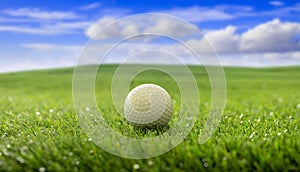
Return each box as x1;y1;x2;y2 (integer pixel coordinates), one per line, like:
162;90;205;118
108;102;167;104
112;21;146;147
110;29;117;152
0;65;299;171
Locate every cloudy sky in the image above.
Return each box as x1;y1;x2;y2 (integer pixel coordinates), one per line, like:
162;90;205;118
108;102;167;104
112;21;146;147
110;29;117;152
0;0;300;73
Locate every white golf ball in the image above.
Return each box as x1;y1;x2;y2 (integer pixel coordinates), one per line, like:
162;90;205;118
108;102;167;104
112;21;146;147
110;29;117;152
124;84;173;127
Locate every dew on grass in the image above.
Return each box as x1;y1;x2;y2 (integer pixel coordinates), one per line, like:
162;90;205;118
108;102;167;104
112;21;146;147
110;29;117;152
257;118;261;122
49;109;53;113
277;132;282;136
224;116;228;119
133;164;140;170
249;132;255;139
88;138;92;142
39;167;46;172
2;133;7;138
20;146;28;155
269;112;273;116
297;104;300;109
69;152;73;156
63;156;67;160
85;107;90;112
6;144;11;149
187;116;193;120
203;162;209;168
289;116;292;119
284;129;288;133
74;160;80;165
147;160;153;166
89;150;93;154
239;114;244;119
36;112;41;116
2;149;9;156
16;157;25;164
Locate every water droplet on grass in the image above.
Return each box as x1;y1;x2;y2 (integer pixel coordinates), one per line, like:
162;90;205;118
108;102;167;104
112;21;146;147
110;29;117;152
16;157;25;164
249;132;255;139
39;167;46;172
147;160;153;166
6;144;11;149
297;104;300;109
69;152;73;156
277;132;282;136
239;114;244;119
269;112;273;116
133;164;140;170
88;138;92;142
36;112;41;116
203;162;208;167
257;118;261;122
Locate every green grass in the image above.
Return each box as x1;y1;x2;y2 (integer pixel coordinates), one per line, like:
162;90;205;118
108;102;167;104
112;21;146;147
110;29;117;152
0;65;299;171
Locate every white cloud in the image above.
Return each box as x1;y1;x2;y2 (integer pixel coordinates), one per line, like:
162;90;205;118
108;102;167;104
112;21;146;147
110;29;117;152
121;24;140;38
184;19;300;54
240;19;300;53
0;43;81;73
79;2;101;10
0;25;68;35
187;26;240;54
21;43;81;52
215;5;253;12
2;8;79;20
269;1;285;7
155;6;235;22
85;16;300;55
261;3;300;17
144;18;196;37
0;7;90;35
264;51;300;60
0;21;91;35
85;17;121;39
85;15;197;40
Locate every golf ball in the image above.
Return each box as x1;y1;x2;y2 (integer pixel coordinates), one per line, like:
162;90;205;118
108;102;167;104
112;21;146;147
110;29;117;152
124;84;173;127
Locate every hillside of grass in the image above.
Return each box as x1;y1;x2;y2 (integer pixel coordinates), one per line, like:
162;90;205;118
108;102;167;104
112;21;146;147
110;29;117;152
0;65;299;171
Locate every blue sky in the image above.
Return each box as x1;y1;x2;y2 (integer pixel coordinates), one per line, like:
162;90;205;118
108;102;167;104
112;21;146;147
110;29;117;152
0;0;300;72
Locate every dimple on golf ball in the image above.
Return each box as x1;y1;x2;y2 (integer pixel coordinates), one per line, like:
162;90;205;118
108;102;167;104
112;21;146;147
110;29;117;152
124;84;173;127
